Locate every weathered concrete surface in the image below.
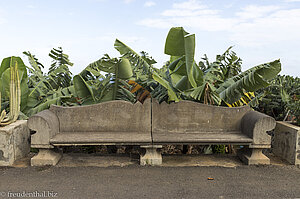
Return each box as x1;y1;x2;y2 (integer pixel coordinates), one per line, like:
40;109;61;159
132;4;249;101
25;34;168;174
0;120;30;166
1;164;299;199
50;99;151;134
152;100;274;146
140;145;162;166
273;121;300;165
31;149;62;166
28;100;152;147
238;147;270;165
57;154;136;167
10;152;292;168
152;100;251;134
28;99;276;166
28;110;59;149
152;100;275;165
241;111;276;147
28;100;152;166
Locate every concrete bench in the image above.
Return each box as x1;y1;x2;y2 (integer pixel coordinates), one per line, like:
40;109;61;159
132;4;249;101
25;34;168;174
28;99;276;166
151;100;276;165
28;100;152;166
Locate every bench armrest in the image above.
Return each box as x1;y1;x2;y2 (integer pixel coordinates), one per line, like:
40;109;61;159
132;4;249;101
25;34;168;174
241;111;276;147
28;110;59;149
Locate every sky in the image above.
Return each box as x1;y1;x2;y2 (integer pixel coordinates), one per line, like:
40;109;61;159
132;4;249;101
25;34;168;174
0;0;300;76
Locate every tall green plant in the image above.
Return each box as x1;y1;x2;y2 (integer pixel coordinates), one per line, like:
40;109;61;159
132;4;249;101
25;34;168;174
0;59;21;126
255;75;300;125
0;56;29;112
48;47;73;89
73;54;136;105
23;49;77;117
114;27;281;106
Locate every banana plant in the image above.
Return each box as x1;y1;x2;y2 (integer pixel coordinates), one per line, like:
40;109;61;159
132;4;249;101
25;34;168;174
114;27;281;106
255;75;300;125
0;59;21;126
73;54;136;105
114;39;178;103
23;49;77;117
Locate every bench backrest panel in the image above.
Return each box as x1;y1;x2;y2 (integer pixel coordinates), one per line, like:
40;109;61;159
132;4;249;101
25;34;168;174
152;100;251;133
50;100;151;133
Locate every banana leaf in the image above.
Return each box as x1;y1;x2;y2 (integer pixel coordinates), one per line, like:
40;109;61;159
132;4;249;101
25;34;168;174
217;59;281;104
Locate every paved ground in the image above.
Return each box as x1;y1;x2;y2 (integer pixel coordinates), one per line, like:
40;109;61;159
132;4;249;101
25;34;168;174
0;154;299;199
1;165;300;199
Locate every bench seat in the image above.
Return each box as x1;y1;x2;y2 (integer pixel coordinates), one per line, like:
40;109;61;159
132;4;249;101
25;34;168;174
152;132;253;144
28;99;276;166
50;132;152;145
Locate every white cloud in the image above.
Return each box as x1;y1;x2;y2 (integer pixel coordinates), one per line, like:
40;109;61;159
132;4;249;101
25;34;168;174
124;0;135;4
138;0;237;31
172;0;207;10
231;8;300;46
144;1;156;7
138;18;174;29
236;5;281;19
138;0;300;46
162;9;218;17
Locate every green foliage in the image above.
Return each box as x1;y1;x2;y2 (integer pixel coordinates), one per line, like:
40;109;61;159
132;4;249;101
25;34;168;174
254;75;300;125
48;47;74;89
74;54;136;105
0;58;21;126
0;26;284;126
212;145;226;154
114;39;172;103
23;48;77;117
0;56;29;112
113;27;281;107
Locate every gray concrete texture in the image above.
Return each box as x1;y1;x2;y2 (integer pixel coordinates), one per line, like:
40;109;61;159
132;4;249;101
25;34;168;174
152;99;251;133
0;120;30;166
50;99;151;133
27;100;276;166
28;110;59;149
241;111;276;146
273;121;300;165
1;163;299;199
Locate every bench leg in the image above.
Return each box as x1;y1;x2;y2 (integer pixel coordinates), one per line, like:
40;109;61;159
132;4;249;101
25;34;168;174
140;145;162;166
31;149;62;166
238;146;270;165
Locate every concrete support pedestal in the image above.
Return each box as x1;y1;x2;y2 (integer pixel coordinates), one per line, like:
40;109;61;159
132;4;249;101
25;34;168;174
140;145;162;166
31;149;62;166
238;146;270;165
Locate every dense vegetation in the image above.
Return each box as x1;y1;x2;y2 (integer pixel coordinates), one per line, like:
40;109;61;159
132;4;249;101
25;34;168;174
1;27;290;124
254;75;300;125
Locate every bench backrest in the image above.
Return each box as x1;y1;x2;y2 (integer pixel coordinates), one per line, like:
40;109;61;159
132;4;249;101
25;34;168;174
152;100;251;133
49;100;151;133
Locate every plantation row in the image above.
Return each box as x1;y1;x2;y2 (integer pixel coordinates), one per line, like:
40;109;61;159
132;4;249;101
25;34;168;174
0;27;299;125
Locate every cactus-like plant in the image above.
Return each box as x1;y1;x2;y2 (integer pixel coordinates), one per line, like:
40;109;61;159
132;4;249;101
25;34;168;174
0;59;21;126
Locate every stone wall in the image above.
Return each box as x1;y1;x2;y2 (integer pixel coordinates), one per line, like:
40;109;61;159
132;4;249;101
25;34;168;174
273;121;300;165
0;120;30;166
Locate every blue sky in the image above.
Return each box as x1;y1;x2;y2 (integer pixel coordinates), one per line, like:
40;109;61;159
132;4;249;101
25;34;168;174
0;0;299;76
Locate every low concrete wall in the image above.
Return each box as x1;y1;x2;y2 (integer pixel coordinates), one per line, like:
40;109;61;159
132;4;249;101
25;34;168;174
273;121;300;165
0;120;30;166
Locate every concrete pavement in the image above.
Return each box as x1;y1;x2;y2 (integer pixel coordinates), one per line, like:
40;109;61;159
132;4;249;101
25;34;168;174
0;153;299;199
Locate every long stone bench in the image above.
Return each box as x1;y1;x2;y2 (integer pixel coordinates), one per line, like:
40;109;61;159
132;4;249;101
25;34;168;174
28;100;152;166
28;99;276;166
